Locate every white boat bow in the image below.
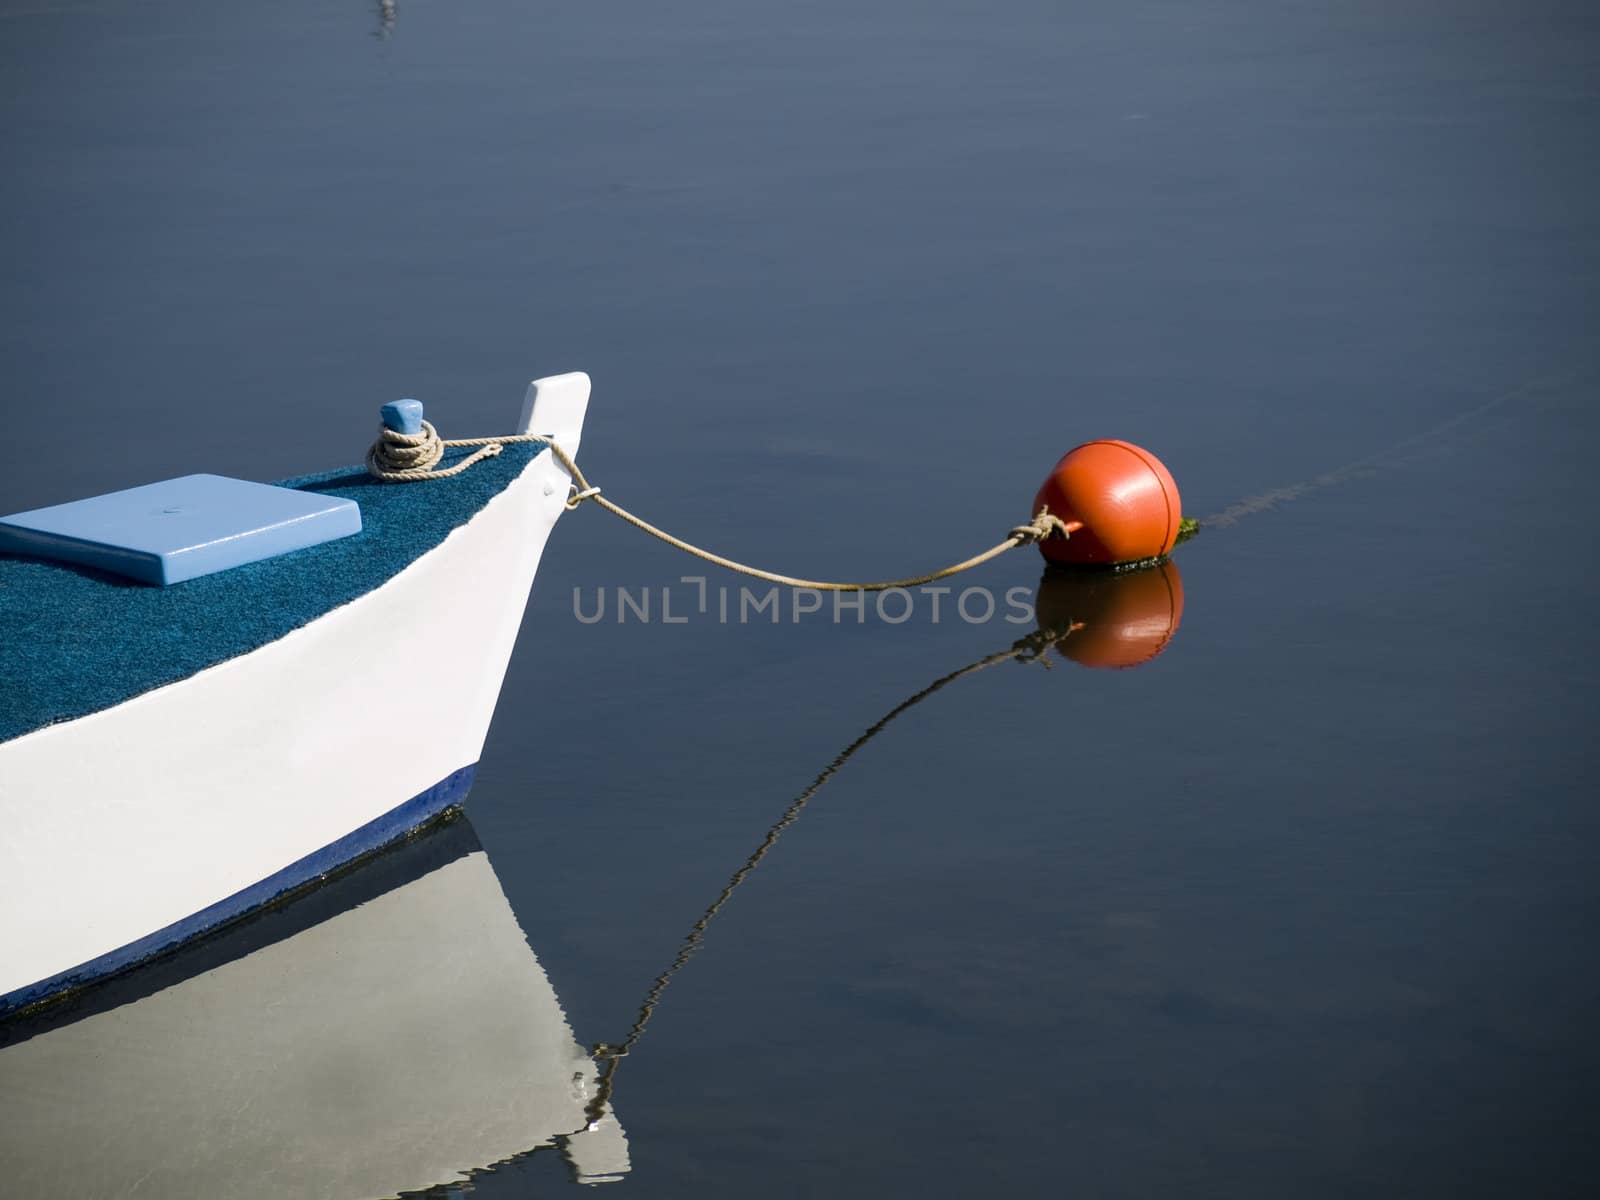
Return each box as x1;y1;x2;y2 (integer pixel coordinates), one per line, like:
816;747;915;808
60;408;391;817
0;372;591;1014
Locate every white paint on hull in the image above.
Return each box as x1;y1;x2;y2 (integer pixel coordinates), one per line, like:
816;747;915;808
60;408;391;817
0;373;591;1003
0;845;629;1197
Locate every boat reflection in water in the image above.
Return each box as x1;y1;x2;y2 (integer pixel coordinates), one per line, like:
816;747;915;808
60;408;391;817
1033;558;1184;669
0;813;626;1197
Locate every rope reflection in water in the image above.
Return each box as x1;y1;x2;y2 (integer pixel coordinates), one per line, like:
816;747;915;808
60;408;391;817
583;558;1186;1122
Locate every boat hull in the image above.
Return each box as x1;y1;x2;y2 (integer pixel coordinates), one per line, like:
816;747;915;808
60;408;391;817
0;373;591;1014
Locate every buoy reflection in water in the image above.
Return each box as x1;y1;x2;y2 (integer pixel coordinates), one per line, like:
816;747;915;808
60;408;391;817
1034;558;1184;669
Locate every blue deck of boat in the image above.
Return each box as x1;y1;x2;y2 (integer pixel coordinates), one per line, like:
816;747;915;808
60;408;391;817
0;443;545;744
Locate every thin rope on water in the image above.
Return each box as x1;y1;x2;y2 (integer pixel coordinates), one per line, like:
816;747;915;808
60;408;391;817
367;421;1082;591
1200;373;1569;529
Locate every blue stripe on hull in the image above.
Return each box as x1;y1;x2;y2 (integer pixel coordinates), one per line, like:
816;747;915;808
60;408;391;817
0;766;476;1018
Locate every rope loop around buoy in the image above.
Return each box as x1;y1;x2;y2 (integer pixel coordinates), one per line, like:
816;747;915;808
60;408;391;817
1010;509;1071;544
366;422;1081;591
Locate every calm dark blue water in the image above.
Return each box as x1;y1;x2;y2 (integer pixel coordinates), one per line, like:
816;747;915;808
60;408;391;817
3;0;1598;1195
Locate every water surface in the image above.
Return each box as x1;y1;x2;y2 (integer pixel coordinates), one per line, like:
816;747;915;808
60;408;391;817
2;1;1597;1195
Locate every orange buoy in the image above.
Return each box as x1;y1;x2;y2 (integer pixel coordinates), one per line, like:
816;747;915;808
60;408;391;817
1032;440;1182;566
1034;558;1185;669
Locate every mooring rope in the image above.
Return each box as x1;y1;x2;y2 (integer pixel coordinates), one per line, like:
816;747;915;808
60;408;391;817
367;422;1080;591
364;420;531;480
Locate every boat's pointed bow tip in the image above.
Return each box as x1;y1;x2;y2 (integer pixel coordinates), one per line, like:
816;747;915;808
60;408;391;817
518;372;593;446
